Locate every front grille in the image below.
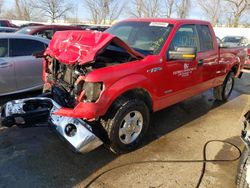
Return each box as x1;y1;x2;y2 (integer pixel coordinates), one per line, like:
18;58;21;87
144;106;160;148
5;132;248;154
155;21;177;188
64;67;73;84
49;59;76;85
47;58;78;107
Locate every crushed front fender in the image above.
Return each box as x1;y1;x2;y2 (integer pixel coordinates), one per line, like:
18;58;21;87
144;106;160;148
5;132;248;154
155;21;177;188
0;97;103;153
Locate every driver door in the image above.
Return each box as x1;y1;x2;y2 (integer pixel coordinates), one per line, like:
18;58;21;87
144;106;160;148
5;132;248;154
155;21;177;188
160;24;203;107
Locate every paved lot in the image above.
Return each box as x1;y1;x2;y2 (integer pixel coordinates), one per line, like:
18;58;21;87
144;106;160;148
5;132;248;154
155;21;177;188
0;74;250;188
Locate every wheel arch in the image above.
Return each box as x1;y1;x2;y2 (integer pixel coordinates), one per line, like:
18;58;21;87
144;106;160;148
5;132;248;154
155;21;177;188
106;88;153;116
228;56;241;77
231;64;241;77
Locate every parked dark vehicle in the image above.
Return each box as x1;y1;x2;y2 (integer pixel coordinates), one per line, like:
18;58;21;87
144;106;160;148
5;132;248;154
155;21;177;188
77;24;91;29
20;23;44;28
77;25;109;31
222;36;249;48
0;27;18;33
16;25;84;39
86;25;110;32
0;20;18;28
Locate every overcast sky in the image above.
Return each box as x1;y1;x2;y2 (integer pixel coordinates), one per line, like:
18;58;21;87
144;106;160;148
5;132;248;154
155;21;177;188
3;0;205;21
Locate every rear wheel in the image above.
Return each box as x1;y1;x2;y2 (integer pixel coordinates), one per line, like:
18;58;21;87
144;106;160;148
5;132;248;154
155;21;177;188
213;72;235;101
101;99;150;154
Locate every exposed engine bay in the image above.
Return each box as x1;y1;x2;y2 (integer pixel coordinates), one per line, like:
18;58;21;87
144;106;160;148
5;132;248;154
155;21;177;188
44;42;137;108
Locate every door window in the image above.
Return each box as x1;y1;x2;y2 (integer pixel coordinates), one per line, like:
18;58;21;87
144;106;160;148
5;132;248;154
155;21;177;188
9;39;46;57
169;25;200;52
0;39;8;57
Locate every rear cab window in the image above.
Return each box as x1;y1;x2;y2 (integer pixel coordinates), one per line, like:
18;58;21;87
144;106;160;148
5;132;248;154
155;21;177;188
197;25;214;51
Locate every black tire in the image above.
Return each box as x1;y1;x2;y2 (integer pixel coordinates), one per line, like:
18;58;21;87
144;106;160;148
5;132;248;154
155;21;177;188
236;147;250;188
213;72;235;101
101;99;150;154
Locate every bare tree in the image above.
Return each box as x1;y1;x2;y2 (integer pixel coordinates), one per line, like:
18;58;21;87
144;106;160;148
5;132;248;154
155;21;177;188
164;0;175;18
34;0;73;22
2;0;35;20
108;1;125;24
223;0;250;27
15;0;35;20
0;0;4;15
129;0;144;18
129;0;161;18
84;0;125;24
144;0;161;17
198;0;221;26
175;0;190;18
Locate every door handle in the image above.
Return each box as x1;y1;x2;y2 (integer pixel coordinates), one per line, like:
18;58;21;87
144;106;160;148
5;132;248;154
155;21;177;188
198;60;204;66
0;62;12;68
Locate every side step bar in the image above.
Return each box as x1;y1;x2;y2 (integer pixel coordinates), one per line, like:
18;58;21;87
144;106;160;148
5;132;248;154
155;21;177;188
0;97;103;153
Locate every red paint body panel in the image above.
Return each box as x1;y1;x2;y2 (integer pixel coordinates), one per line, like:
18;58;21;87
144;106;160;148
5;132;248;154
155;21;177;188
44;19;247;120
244;48;250;68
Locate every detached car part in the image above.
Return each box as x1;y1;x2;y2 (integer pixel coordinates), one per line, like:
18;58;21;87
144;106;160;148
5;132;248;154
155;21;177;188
0;97;103;153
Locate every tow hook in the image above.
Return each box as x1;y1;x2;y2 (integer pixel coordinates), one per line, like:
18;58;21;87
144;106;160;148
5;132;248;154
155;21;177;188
0;97;103;153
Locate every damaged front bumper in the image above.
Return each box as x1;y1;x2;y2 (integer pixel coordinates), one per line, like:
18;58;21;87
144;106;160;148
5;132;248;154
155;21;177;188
0;97;103;153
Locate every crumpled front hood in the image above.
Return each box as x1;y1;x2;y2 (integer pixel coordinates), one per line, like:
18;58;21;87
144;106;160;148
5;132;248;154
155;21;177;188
45;30;144;65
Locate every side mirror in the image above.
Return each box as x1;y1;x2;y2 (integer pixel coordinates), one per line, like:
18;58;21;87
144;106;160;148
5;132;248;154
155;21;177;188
168;47;196;60
32;50;45;58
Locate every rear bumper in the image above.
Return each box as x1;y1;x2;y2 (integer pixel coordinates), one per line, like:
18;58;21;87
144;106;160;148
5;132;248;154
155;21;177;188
0;97;103;153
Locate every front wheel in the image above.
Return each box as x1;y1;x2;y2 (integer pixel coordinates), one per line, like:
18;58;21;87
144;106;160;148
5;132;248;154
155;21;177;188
101;99;150;154
213;72;235;101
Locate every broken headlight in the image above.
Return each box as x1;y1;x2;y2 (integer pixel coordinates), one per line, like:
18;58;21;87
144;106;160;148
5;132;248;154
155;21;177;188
83;82;103;102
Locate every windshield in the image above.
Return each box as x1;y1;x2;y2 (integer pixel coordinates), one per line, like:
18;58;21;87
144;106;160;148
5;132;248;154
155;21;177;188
106;21;173;55
222;37;242;43
16;27;35;34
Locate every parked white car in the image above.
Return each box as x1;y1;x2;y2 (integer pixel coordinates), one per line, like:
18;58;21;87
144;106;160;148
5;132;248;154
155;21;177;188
0;34;49;96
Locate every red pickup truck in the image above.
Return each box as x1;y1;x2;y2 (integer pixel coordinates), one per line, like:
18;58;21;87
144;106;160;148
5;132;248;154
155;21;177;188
0;19;247;154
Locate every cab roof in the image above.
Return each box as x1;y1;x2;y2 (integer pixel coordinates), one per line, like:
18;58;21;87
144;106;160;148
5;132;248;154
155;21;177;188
121;18;211;25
